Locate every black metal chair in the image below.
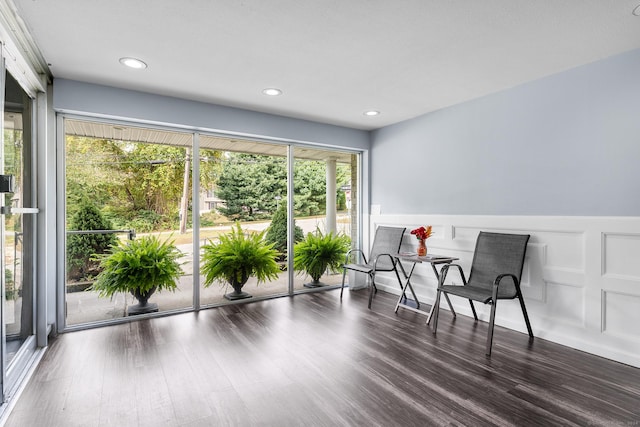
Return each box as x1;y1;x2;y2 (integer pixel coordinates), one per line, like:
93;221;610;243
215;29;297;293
341;226;406;308
431;232;533;356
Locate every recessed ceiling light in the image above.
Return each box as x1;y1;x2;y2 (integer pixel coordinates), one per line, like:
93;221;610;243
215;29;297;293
262;88;282;96
119;57;147;69
364;110;380;116
633;4;640;16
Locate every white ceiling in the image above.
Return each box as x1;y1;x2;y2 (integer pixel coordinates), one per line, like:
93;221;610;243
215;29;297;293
13;0;640;130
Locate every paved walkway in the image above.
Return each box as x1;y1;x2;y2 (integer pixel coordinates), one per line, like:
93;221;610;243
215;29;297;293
65;271;345;326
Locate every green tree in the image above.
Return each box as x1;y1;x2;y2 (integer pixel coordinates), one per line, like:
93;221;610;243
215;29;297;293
265;202;304;257
66;136;222;232
111;142;186;215
216;153;287;220
66;136;124;220
293;161;350;216
215;154;352;220
293;161;326;216
66;200;118;281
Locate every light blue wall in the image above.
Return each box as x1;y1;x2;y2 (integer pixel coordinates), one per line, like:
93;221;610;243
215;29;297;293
53;79;370;150
370;48;640;216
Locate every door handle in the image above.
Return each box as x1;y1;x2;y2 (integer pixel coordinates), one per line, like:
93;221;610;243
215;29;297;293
0;175;15;193
0;207;39;215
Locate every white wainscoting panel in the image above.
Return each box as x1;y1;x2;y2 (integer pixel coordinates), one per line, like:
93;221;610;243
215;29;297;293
602;233;640;280
363;214;640;368
602;290;640;339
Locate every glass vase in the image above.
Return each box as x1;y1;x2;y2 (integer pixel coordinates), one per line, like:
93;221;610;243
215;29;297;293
417;239;427;257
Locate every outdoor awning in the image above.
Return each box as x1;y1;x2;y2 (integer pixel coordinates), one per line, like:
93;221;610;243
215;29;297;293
64;118;355;163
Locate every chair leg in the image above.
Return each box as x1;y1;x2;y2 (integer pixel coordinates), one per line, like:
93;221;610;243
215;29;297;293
485;300;497;356
340;268;348;300
469;300;478;320
431;289;443;334
367;273;375;309
517;291;534;338
367;285;375;309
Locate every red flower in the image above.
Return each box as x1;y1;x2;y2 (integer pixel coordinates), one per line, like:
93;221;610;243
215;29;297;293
410;225;433;241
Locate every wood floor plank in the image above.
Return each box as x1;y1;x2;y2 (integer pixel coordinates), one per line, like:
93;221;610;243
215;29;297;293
5;289;640;426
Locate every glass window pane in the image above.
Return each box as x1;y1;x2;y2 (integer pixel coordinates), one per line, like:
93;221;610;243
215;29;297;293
199;136;288;305
64;120;193;325
292;147;358;291
3;72;35;365
62;121;361;323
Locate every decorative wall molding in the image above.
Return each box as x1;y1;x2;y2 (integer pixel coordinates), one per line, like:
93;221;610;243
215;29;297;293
365;214;640;368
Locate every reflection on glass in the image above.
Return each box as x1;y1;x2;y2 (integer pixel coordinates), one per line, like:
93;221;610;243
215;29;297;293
0;73;35;374
4;110;30;365
4;69;37;369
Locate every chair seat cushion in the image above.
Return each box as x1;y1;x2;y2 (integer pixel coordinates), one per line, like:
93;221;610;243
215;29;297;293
439;284;494;304
343;263;373;274
343;263;395;274
440;282;516;303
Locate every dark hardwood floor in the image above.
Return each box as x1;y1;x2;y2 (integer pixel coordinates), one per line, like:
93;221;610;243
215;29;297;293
5;289;640;426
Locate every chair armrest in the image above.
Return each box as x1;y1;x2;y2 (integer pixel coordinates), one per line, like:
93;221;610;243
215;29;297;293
494;273;518;286
439;263;467;288
372;252;396;270
491;273;519;300
344;248;366;265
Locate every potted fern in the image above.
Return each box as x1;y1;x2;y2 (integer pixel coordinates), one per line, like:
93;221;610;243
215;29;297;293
201;222;281;300
90;235;184;315
293;229;351;287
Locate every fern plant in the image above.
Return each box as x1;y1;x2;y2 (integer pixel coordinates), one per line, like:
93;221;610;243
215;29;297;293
293;229;351;285
201;222;280;300
90;235;183;306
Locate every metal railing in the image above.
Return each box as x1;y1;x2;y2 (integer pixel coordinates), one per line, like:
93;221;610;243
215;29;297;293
66;229;136;240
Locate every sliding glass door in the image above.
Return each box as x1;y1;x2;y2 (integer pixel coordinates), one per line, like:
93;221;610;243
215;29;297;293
2;71;37;399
